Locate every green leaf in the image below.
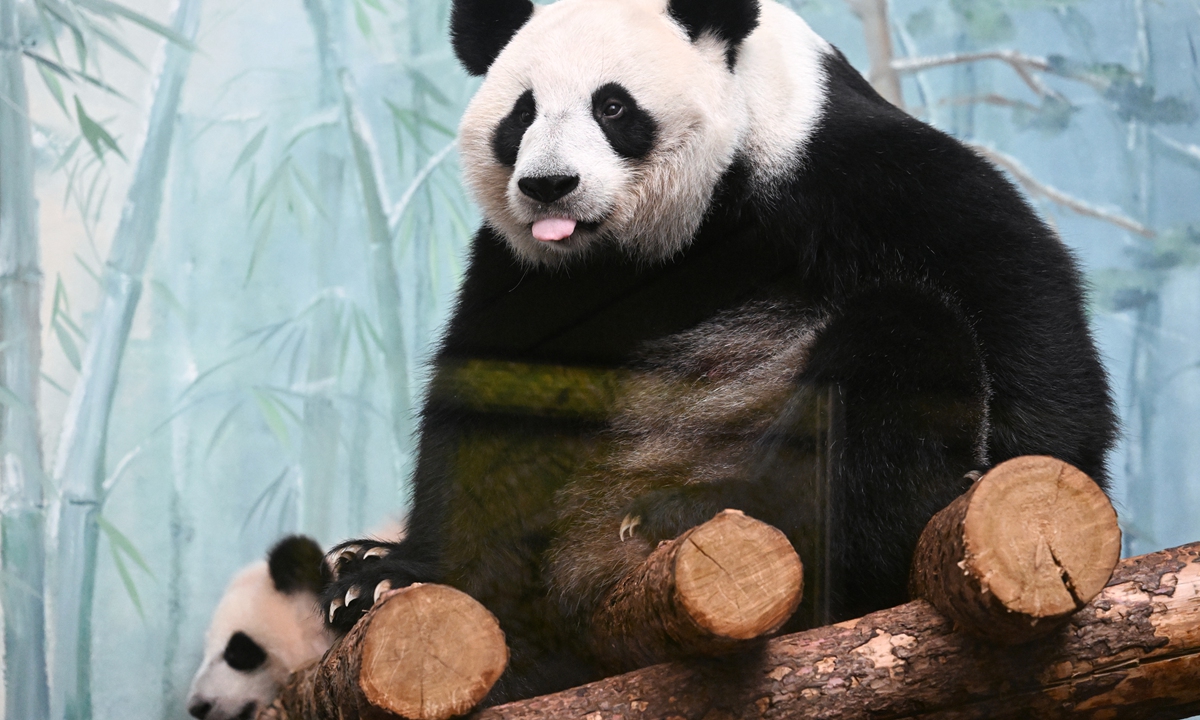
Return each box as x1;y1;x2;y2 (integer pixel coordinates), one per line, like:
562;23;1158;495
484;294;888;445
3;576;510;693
109;544;145;618
0;385;32;414
290;165;328;219
97;516;153;576
74;96;126;162
35;59;69;117
52;137;82;173
205;401;244;459
354;0;372;38
254;388;291;447
54;320;82;371
71;22;87;73
231;127;268;177
407;68;451;108
73;0;198;51
40;372;71;396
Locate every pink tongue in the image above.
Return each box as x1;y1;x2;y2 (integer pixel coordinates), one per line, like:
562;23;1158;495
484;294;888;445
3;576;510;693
532;217;577;242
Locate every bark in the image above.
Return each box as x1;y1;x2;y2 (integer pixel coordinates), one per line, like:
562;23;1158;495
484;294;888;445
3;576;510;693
0;0;51;715
909;457;1120;645
260;584;508;720
48;2;202;718
845;0;904;108
476;541;1200;720
592;510;803;672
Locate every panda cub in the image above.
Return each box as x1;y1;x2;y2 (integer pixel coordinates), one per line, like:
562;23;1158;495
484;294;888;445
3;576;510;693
187;537;332;720
324;0;1117;704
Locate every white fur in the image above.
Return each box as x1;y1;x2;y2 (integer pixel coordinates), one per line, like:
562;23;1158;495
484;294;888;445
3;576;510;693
457;0;830;266
186;562;333;720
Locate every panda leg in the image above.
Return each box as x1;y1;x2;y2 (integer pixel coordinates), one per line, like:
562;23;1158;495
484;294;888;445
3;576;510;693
801;283;990;619
320;538;438;631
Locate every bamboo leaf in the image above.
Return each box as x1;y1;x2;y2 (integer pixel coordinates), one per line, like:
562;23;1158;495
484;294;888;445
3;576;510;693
149;279;186;319
353;0;372;38
73;0;199;50
245;206;275;283
290;165;328;219
52;137;82;173
96;516;154;576
407;68;451;108
205;401;244;459
41;372;71;396
254;388;291;447
0;385;32;414
54;321;82;371
71;22;87;72
35;60;69;117
231;127;268;177
284;107;340;151
109;545;145;618
89;22;146;68
74;96;126;161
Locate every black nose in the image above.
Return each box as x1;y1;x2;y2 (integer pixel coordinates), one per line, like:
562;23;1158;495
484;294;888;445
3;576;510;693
188;701;212;719
518;174;579;204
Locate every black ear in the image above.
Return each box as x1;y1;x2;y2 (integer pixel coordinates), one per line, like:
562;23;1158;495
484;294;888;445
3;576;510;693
450;0;535;76
267;535;330;595
667;0;760;68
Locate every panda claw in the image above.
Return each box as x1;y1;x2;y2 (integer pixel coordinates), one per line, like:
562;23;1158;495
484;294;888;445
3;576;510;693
619;514;641;542
363;546;389;560
373;580;393;604
345;587;361;606
328;597;344;624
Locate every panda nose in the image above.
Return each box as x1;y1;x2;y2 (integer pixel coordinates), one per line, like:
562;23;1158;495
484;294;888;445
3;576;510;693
518;175;580;204
187;700;212;719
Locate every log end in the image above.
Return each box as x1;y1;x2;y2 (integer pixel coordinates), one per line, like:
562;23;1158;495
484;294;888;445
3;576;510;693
359;584;508;720
674;510;804;641
964;456;1120;620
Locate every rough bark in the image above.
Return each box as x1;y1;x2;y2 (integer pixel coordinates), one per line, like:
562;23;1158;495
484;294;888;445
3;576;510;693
474;541;1200;720
592;509;803;671
48;2;202;718
260;584;507;720
0;0;51;715
910;456;1121;644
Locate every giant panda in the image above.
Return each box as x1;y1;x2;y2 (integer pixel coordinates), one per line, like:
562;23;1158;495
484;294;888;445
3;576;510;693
322;0;1118;704
186;536;333;720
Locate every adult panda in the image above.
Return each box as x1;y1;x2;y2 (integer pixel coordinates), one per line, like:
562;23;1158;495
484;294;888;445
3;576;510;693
323;0;1117;703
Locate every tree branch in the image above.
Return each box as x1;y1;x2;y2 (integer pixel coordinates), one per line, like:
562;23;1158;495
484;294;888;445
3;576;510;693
892;50;1069;100
969;143;1158;239
476;542;1200;720
844;0;904;108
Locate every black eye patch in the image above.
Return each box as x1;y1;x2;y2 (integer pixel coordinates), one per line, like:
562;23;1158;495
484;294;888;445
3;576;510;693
492;89;537;167
592;83;658;160
223;631;268;672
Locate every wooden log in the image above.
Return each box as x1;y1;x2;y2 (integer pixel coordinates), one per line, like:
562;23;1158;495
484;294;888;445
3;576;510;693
591;509;804;670
473;541;1200;720
910;456;1121;644
258;583;507;720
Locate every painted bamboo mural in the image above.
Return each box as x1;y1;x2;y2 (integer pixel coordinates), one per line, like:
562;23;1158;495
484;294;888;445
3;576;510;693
0;0;51;716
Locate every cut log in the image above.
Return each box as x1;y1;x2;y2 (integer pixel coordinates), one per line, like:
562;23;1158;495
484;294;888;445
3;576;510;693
473;541;1200;720
259;583;507;720
910;456;1121;644
591;509;804;670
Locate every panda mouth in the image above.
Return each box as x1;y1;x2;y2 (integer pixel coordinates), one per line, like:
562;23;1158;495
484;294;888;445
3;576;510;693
530;217;602;243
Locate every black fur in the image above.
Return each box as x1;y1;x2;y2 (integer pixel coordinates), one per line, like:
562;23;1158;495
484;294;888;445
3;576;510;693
451;0;535;76
267;535;328;595
325;46;1116;704
592;83;658;160
668;0;760;68
492;89;536;167
223;631;267;672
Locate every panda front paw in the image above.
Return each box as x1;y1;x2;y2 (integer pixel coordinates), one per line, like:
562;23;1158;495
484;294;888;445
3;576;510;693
320;539;432;632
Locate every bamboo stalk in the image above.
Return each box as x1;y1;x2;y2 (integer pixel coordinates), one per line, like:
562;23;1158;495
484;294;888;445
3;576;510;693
48;2;203;718
0;0;51;717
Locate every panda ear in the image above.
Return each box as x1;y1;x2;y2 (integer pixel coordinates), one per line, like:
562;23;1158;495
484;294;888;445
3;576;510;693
267;535;330;595
450;0;535;76
667;0;760;67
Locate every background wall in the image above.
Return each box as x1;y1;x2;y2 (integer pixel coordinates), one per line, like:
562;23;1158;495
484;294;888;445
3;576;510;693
0;0;1197;717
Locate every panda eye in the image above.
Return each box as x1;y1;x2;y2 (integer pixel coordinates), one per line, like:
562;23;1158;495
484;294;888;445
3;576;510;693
518;110;534;126
599;100;625;120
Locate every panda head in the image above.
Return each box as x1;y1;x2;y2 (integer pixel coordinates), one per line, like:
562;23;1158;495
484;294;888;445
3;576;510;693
186;536;333;720
455;0;764;267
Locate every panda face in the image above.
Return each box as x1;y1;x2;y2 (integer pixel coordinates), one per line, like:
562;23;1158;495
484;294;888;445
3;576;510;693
187;537;333;720
458;0;748;266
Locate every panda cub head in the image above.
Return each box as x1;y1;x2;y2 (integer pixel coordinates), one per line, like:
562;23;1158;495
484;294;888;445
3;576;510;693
186;536;333;720
455;0;830;267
